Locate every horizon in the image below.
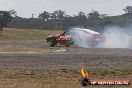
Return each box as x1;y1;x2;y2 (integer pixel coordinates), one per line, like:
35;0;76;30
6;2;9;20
0;0;132;18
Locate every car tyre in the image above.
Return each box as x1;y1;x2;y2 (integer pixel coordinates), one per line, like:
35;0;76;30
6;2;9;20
48;38;57;47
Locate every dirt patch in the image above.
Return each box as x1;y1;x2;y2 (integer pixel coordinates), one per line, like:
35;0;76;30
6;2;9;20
0;45;57;52
0;69;131;88
0;31;132;88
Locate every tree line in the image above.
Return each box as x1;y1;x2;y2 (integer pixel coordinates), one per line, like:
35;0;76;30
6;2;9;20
1;6;132;35
8;10;112;32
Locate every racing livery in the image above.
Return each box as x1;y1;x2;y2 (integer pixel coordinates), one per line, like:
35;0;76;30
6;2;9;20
46;28;104;47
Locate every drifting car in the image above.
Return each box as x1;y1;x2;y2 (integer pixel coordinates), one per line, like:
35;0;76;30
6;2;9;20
46;28;104;47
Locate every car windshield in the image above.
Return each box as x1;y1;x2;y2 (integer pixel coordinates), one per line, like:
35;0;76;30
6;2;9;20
63;31;71;36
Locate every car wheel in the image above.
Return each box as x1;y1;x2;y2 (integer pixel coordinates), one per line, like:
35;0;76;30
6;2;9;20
48;38;57;47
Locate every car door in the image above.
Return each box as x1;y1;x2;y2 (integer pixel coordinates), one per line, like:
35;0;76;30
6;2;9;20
63;31;74;44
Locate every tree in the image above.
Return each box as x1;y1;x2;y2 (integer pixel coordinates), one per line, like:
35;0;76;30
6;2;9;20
87;10;106;31
8;10;17;17
87;10;100;28
51;10;66;20
100;14;108;18
88;10;100;20
77;11;87;27
78;11;85;16
38;11;50;21
0;11;12;35
50;10;66;28
123;6;132;14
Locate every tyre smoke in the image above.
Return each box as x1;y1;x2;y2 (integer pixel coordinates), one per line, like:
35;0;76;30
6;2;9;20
68;27;132;48
99;26;131;48
68;28;100;48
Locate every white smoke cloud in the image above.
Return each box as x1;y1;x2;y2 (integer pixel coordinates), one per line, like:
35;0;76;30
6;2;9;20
68;27;132;48
69;28;99;48
99;26;131;48
68;28;89;48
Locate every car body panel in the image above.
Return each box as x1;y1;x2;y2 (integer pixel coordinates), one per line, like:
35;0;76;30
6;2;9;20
46;29;104;47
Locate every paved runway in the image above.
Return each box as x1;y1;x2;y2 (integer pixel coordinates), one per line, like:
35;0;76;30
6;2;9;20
0;48;132;70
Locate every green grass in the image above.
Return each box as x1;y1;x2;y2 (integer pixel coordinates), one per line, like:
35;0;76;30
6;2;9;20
0;28;64;41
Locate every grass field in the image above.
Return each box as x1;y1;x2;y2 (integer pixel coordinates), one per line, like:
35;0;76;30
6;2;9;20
0;69;131;88
0;28;63;52
0;28;64;41
0;45;57;52
0;28;131;88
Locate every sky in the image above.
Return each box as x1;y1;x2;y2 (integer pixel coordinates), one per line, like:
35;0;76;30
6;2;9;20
0;0;132;18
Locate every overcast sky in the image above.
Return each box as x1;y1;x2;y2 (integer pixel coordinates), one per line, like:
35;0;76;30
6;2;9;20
0;0;132;18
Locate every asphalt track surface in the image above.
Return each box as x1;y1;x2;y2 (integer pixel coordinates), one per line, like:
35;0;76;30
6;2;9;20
0;41;132;70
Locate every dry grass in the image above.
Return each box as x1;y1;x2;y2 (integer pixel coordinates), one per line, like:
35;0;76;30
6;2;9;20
0;69;131;88
0;45;56;52
0;28;64;41
0;28;63;52
0;28;131;88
